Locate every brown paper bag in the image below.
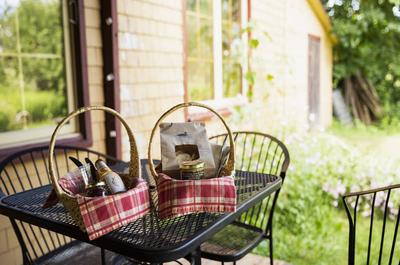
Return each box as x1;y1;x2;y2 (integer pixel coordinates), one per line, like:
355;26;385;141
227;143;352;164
160;122;215;178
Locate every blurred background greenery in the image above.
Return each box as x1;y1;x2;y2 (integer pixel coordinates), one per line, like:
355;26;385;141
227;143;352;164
252;122;400;264
0;0;67;133
231;2;400;263
1;0;400;264
324;0;400;126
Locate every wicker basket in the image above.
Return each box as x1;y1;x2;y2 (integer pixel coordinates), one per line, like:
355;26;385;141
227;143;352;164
148;102;237;218
48;106;141;231
148;102;235;180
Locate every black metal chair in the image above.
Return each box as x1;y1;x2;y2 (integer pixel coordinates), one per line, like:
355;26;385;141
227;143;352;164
342;184;400;265
200;131;290;265
0;145;128;265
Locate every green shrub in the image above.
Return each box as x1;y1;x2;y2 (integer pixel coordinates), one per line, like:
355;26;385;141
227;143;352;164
25;90;67;123
252;127;400;264
0;88;67;132
0;108;13;132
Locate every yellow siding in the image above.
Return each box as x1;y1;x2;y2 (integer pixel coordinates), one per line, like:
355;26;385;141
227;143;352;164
85;0;106;153
118;0;185;160
248;0;333;131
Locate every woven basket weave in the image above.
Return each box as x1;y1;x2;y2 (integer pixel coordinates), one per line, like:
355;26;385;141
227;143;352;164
48;106;141;231
147;102;237;218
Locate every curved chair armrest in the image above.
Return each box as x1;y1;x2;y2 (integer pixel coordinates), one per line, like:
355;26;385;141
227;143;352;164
342;183;400;198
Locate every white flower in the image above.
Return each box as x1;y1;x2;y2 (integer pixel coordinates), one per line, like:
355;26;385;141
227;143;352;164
336;182;346;195
337;166;345;174
350;185;359;192
362;210;370;217
323;182;331;193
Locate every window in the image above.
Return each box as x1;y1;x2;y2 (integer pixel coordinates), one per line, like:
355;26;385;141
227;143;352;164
186;0;248;105
0;0;90;152
308;35;321;126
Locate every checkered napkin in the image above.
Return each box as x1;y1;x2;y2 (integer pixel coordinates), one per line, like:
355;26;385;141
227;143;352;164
77;179;150;240
53;168;150;240
58;167;88;195
43;166;89;208
157;173;237;218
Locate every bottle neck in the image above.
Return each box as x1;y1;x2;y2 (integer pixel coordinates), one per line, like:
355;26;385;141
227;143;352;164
97;167;112;179
95;159;112;179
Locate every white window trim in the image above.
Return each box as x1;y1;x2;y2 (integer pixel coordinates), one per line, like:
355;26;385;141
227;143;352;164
189;0;248;115
240;0;248;96
213;0;223;100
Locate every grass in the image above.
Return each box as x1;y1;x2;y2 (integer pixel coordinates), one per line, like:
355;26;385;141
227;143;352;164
0;87;66;132
330;121;400;161
251;121;400;265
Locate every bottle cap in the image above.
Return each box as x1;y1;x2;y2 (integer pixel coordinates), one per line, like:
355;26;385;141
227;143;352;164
179;160;205;171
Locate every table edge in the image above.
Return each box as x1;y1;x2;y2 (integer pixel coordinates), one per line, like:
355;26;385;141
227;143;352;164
0;174;282;262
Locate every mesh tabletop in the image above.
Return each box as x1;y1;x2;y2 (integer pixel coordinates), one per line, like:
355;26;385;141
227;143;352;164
0;161;281;263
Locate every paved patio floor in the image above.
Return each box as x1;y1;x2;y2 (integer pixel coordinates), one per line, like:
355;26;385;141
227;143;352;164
165;254;290;265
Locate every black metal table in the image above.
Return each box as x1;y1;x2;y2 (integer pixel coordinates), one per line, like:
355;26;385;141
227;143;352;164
0;160;281;265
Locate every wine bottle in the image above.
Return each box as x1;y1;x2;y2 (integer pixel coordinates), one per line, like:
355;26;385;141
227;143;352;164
95;159;127;194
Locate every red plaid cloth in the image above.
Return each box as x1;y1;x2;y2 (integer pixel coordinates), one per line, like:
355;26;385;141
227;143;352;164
56;168;150;240
58;167;87;195
77;179;150;240
157;173;236;218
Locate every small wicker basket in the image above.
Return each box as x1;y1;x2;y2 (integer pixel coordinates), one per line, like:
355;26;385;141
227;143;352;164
48;106;141;231
148;102;237;218
148;101;235;181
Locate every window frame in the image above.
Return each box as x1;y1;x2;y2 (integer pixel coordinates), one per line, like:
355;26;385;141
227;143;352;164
183;0;249;120
307;34;321;126
0;0;92;160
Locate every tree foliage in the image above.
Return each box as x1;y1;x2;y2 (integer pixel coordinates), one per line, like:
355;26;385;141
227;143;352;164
0;0;64;92
0;0;67;131
324;0;400;123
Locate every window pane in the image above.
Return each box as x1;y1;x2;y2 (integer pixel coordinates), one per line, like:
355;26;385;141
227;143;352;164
231;0;240;21
187;15;198;58
222;0;230;21
187;0;196;12
222;0;242;98
18;0;63;54
0;57;21;132
0;57;67;132
223;62;241;98
188;61;214;101
23;58;68;129
0;3;17;53
0;0;69;137
222;0;240;22
186;0;214;101
199;0;212;15
198;18;213;58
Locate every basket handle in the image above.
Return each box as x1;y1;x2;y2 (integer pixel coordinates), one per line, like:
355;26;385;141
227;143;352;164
48;106;140;196
147;102;235;180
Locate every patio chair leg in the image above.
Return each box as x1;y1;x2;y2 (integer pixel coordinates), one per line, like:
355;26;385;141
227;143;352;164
269;237;274;265
10;218;31;265
188;247;202;265
101;248;106;265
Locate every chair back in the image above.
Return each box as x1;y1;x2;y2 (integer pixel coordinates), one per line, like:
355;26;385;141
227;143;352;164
343;184;400;265
209;131;290;233
0;145;122;264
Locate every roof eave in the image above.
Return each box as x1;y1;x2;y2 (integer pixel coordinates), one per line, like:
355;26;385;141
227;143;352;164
307;0;337;43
